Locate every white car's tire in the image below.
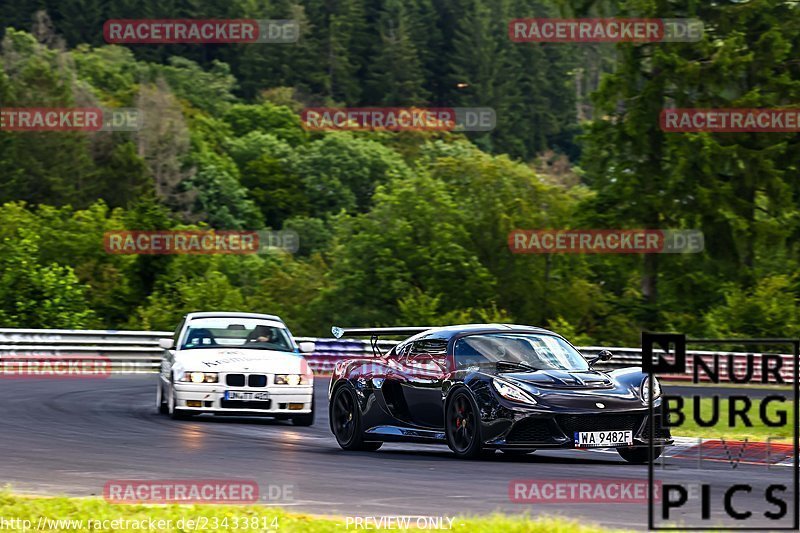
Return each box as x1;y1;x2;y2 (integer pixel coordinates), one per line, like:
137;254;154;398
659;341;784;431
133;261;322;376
291;401;314;426
168;378;189;420
156;379;168;414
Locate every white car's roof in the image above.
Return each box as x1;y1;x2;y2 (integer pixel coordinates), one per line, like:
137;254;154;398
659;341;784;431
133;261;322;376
185;311;285;323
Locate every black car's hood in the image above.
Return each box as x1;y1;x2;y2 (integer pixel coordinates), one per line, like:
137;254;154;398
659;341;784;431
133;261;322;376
496;369;614;389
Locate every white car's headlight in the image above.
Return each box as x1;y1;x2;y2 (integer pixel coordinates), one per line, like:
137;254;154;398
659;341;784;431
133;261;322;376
180;372;218;384
275;374;311;385
641;377;662;402
492;379;537;405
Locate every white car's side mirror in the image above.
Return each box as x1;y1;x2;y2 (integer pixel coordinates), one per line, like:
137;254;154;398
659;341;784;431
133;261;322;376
158;338;174;350
298;341;316;353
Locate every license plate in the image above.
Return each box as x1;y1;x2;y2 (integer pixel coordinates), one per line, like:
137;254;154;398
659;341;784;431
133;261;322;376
574;430;633;448
224;391;269;401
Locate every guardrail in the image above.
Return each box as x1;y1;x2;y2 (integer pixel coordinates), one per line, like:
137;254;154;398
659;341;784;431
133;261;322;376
0;328;794;382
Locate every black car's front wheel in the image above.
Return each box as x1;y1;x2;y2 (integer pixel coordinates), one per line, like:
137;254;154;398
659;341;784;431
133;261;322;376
617;446;662;464
330;385;382;451
446;389;483;459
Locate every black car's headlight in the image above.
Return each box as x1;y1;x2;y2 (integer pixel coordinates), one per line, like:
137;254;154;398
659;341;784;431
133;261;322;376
641;376;662;402
179;371;218;384
492;379;538;405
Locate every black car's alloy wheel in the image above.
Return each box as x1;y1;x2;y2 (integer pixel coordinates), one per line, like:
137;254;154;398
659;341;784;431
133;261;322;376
446;390;483;459
330;385;381;451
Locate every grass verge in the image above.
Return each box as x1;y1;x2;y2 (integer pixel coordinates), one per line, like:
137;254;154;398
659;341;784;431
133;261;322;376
0;493;621;532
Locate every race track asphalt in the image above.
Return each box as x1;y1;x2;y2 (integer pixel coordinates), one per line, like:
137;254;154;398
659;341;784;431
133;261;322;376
0;376;795;530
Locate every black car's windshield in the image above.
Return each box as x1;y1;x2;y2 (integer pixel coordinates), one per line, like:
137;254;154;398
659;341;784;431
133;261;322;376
181;318;294;352
454;333;589;371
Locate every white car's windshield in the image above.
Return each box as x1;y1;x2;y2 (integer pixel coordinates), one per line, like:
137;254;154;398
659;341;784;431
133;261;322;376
454;333;589;371
181;318;294;352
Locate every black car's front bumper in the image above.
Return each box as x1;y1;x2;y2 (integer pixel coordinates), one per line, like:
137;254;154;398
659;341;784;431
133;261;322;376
483;409;673;450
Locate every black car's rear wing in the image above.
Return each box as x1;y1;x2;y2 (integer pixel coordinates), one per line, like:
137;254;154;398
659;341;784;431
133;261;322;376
331;326;435;356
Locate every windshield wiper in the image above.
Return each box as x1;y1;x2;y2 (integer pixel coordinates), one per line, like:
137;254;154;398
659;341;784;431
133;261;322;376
496;360;539;372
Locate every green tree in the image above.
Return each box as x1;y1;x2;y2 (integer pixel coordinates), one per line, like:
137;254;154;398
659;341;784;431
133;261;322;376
318;170;498;326
0;229;95;328
326;0;368;103
226;131;307;228
705;275;800;339
222;102;308;146
291;132;413;215
0;29;96;207
365;0;430;105
580;0;800;333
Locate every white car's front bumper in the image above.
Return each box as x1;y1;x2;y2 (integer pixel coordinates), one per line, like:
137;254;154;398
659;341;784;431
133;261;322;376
173;382;313;415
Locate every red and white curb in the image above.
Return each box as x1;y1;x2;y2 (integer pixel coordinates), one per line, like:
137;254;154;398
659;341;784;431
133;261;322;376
581;436;794;467
666;436;794;467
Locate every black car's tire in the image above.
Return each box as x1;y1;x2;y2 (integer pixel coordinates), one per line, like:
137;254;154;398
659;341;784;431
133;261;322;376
445;389;484;459
617;446;662;464
330;385;380;451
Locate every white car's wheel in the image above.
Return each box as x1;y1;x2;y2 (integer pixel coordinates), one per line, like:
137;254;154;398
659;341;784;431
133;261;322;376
156;379;168;414
291;399;314;426
168;378;189;420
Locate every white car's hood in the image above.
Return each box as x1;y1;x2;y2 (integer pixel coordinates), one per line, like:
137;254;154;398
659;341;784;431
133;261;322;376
173;348;307;375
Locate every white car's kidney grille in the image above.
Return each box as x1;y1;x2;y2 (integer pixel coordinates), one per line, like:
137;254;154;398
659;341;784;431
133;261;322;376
226;374;245;386
248;374;267;387
225;373;268;387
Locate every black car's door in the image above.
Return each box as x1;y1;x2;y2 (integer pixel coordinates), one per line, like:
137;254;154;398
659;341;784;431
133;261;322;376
374;342;416;425
395;339;450;429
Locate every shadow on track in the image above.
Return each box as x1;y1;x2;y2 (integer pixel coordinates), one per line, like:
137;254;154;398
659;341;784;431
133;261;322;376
327;447;628;466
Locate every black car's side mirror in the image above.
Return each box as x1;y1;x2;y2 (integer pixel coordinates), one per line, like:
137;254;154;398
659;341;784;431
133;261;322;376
589;349;613;367
598;350;613;361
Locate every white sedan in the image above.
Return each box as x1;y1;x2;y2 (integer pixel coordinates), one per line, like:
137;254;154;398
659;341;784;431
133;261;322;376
156;312;316;425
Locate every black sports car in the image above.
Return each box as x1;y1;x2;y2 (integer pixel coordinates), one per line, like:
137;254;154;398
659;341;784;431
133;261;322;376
328;324;672;462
